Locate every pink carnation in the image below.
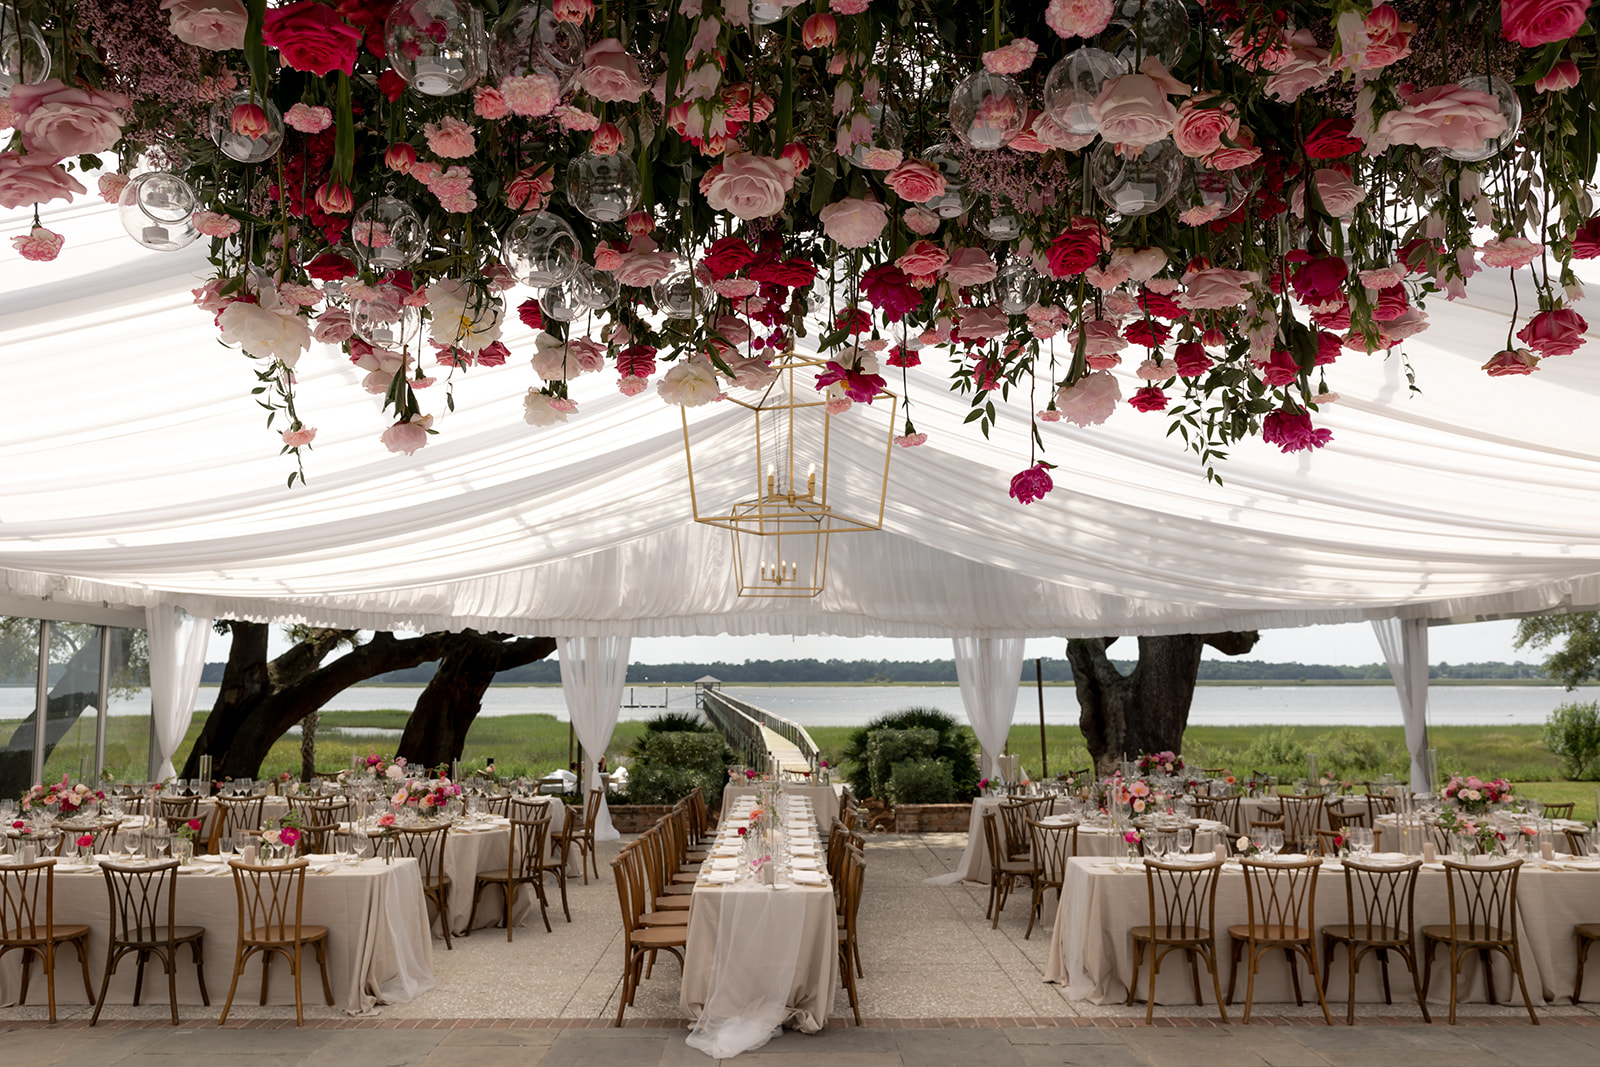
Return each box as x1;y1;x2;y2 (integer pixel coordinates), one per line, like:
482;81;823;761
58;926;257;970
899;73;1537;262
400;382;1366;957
473;86;510;119
424;115;477;159
1479;236;1544;269
502;74;562;117
284;103;332;133
982;38;1038;75
11;224;64;262
281;426;317;447
192;210;241;238
830;0;870;12
1045;0;1113;38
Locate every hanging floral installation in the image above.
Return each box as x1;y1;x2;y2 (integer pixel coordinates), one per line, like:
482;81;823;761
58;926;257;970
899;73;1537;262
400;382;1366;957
1;0;1597;497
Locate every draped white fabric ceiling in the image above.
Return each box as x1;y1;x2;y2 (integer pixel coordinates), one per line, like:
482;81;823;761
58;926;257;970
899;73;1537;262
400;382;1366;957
5;199;1600;639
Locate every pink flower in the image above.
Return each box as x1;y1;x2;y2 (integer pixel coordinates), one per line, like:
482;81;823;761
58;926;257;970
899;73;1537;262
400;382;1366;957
818;197;888;247
381;414;434;455
554;105;601;131
384;142;418;175
160;0;248;50
230;101;268;138
9;79;130;156
591;122;624;155
830;0;870;12
1517;308;1588;356
501;73;562;117
896;239;949;278
11;224;63;262
0;153;87;210
1300;168;1366;219
944;247;999;288
1172;94;1239;158
378;812;396;827
97;172;130;203
504;166;555;213
1480;236;1544;268
859;147;903;170
1054;371;1121;426
1263;29;1333;102
1091;60;1186;147
802;13;837;47
894;432;927;447
261;0;363;76
284;102;332;133
1377;83;1509;153
1009;462;1054;505
473;86;510;119
1501;0;1592;47
884;159;947;203
424;116;477;159
191;209;240;238
1536;59;1581;93
982;37;1038;75
553;0;593;21
1206;129;1261;170
903;208;941;236
316;181;354;214
1173;342;1213;378
699;153;793;220
1045;220;1105;278
577;38;648;103
1262;408;1333;452
1045;0;1113;38
281;426;316;447
958;305;1009;339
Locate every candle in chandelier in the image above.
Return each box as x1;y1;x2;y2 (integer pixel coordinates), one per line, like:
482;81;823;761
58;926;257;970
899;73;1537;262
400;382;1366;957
806;463;815;496
767;464;775;496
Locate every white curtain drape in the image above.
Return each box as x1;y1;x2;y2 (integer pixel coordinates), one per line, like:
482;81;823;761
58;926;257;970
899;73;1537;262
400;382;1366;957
952;636;1027;781
1372;618;1431;792
145;604;211;781
558;634;631;842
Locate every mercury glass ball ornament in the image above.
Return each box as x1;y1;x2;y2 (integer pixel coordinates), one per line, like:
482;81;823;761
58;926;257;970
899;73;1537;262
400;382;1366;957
490;3;586;88
837;104;905;168
949;70;1028;151
350;195;429;271
923;149;976;220
652;264;704;320
1091;138;1183;217
1443;75;1522;162
385;0;487;97
997;258;1042;315
1103;0;1189;71
118;173;200;251
565;152;641;223
504;211;581;288
0;7;50;98
1042;48;1125;136
209;91;285;164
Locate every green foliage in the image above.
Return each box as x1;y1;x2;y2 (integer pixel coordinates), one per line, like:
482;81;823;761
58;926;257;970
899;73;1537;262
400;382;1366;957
887;759;957;805
643;712;716;734
840;707;979;800
1516;612;1600;689
866;728;937;801
623;729;733;807
1314;728;1401;779
1237;727;1307;772
1543;701;1600;780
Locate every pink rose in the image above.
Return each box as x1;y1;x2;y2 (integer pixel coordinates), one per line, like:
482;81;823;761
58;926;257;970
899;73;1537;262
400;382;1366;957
501;74;561;117
1536;59;1581;93
613;249;679;287
0;153;87;210
1177;267;1257;310
1045;0;1113;39
1378;83;1509;152
699;152;793;220
577;38;648;103
11;224;63;262
424;115;476;159
896;239;948;277
1091;62;1185;147
504;165;554;213
381;415;434;455
1482;347;1539;376
1341;4;1414;71
958;305;1009;339
1501;0;1591;47
1172;94;1238;158
1516;308;1588;356
818;197;888;247
160;0;247;50
9;79;130;156
859;147;903;170
284;103;332;133
802;12;837;47
261;0;362;76
982;37;1038;75
903;207;941;235
1262;30;1333;102
1300;168;1366;219
943;247;998;288
1207;129;1261;170
884;159;946;203
1009;462;1054;505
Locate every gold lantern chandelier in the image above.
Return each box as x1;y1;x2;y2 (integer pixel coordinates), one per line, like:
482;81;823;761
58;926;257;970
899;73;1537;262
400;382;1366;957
682;350;897;598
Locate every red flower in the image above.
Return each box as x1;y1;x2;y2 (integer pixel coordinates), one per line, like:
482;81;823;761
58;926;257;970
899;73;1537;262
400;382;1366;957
861;264;920;322
1262;408;1333;452
262;1;364;77
1137;289;1185;320
747;257;818;288
1572;216;1600;259
1482;348;1540;376
703;236;755;279
1008;462;1054;505
1290;255;1349;305
1259;348;1302;386
1371;283;1409;322
377;69;408;103
1173;341;1212;378
886;345;921;368
1044;222;1103;278
305;251;357;281
187;819;203;833
833;308;872;334
1315;331;1342;365
1303;117;1363;159
517;298;544;331
1516;309;1588;356
618;344;658;378
1128;386;1168;412
815;360;886;402
476;340;511;367
1123;318;1170;348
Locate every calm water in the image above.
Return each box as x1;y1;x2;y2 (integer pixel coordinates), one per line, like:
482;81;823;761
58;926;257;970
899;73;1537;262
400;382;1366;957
0;683;1582;729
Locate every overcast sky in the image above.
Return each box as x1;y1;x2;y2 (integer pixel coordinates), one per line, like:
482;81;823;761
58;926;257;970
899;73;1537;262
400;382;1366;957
213;618;1536;668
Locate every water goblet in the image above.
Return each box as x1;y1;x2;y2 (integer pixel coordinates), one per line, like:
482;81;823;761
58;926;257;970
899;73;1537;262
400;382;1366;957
1176;829;1194;856
1266;828;1285;856
1249;829;1268;854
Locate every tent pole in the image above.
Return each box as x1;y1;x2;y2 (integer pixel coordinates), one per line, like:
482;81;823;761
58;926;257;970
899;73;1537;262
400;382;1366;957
1036;658;1047;779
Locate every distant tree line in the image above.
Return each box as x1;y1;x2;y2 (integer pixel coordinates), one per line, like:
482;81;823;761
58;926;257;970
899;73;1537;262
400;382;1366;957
185;656;1552;686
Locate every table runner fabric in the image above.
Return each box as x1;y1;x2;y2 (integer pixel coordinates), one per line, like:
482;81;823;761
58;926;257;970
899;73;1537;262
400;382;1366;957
0;857;434;1013
1046;856;1577;1006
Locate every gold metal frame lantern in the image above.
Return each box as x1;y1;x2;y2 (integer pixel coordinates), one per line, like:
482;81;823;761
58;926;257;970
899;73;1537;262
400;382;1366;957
682;351;897;598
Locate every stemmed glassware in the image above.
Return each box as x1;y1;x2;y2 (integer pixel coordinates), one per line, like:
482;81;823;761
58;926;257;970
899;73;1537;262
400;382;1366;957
1265;828;1284;857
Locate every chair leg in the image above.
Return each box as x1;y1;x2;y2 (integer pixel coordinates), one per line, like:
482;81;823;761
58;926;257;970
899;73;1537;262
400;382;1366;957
557;867;571;922
439;885;453;951
219;947;248;1025
532;875;552;934
1302;944;1333;1026
1242;944;1258;1025
1025;882;1042;940
1286;947;1305;1006
260;951;272;1006
76;937;95;1007
1189;948;1204;1008
45;943;58;1024
1447;945;1460;1025
1405;946;1431;1024
1345;943;1358;1026
1511;945;1540;1025
1576;935;1593;1005
465;880;484;935
134;948;147;1006
1378;947;1393;1005
292;945;304;1028
167;945;180;1026
1126;939;1143;1007
1225;938;1242;1005
614;950;633;1026
18;947;33;1008
504;881;517;943
1207;947;1230;1024
193;938;211;1007
91;943;118;1026
316;939;334;1006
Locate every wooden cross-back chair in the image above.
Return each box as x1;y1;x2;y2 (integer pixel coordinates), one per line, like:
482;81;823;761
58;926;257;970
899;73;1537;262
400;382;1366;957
466;798;551;940
388;823;454;948
208;793;267;853
609;846;685;1026
1227;857;1333;1025
0;859;94;1022
1276;795;1327;854
1422;857;1539;1025
220;858;333;1027
93;859;209;1026
1128;856;1229;1023
836;843;866;1025
1024;819;1079;941
1320;857;1429;1025
981;809;1035;929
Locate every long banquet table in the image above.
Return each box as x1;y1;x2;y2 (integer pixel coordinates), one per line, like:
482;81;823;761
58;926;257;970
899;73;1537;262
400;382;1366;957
1046;853;1600;1006
0;854;434;1014
681;792;838;1058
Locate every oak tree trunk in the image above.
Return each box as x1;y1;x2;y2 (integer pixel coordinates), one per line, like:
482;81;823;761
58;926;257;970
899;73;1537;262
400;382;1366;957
1067;632;1259;777
396;633;558;770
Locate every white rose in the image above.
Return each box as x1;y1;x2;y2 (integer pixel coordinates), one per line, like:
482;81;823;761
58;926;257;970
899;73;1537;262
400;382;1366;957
523;389;571;427
657;358;722;407
426;279;503;353
217;297;312;367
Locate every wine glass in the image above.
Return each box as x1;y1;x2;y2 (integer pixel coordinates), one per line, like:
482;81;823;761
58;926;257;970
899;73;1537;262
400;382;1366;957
1176;829;1194;856
1266;828;1284;856
1249;829;1268;854
0;799;15;822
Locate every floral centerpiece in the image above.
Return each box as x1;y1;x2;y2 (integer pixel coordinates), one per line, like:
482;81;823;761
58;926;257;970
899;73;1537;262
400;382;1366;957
20;775;104;820
1442;774;1513;814
355;751;407;779
1437;805;1507;856
391;776;463;816
1;1;1597;495
1136;750;1183;775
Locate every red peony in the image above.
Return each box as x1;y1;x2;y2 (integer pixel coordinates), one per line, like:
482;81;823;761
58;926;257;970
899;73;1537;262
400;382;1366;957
1128;386;1168;412
703;236;756;279
1517;308;1588;356
861;264;921;322
1303;117;1363;159
1045;222;1103;278
1008;463;1054;505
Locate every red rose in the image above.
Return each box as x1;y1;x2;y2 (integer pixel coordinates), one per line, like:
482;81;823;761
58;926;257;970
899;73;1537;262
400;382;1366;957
1371;284;1409;322
1315;331;1342;365
1516;308;1588;356
1572;216;1600;259
886;345;921;368
748;257;817;288
703;236;755;279
1137;289;1185;320
377;69;408;103
517;298;544;331
1128;386;1168;412
834;307;872;334
263;1;364;76
1303;117;1362;159
477;340;511;367
305;251;357;280
1259;348;1301;386
1045;222;1103;278
1290;255;1349;305
861;264;920;322
1173;341;1212;377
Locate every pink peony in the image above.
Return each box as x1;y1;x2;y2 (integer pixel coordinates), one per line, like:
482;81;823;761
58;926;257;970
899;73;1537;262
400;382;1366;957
9;79;130;156
261;0;363;76
884;159;946;203
11;224;63;262
284;103;332;133
1045;0;1113;38
501;73;561;117
1501;0;1592;47
700;152;794;220
983;38;1038;75
160;0;248;50
381;415;434;455
1480;236;1544;268
1009;462;1054;505
1517;308;1588;356
0;153;87;209
577;38;648;103
1172;94;1239;158
424;115;477;159
1377;83;1509;153
819;197;888;247
1482;347;1539;376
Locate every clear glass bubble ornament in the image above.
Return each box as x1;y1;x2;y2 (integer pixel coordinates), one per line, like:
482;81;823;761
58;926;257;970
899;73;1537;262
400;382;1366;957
983;208;1022;241
565;152;641;223
504;211;580;288
384;0;487;97
923;149;976;220
490;3;586;88
209;91;285;164
1102;0;1189;71
1442;75;1522;163
1181;164;1254;222
1042;48;1125;136
652;264;704;320
996;258;1042;315
352;300;415;347
350;194;429;271
749;0;791;25
949;70;1028;151
837;104;905;167
579;264;619;310
118;173;201;251
0;7;50;98
542;263;618;320
1091;138;1183;217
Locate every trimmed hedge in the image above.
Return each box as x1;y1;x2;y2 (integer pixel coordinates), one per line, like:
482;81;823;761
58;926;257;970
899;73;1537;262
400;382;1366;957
624;730;733;806
867;728;937;801
888;758;957;805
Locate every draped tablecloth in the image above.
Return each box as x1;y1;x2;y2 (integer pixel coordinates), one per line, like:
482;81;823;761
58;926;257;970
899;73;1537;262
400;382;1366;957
0;855;434;1013
721;785;841;833
1045;855;1595;1006
681;796;838;1058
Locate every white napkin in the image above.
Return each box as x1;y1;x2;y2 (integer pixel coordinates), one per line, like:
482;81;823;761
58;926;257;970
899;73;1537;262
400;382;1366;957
710;858;740;870
791;870;827;885
703;870;738;884
790;857;819;870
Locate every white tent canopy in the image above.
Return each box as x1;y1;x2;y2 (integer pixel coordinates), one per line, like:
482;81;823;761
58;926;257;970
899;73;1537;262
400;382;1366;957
5;199;1600;642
